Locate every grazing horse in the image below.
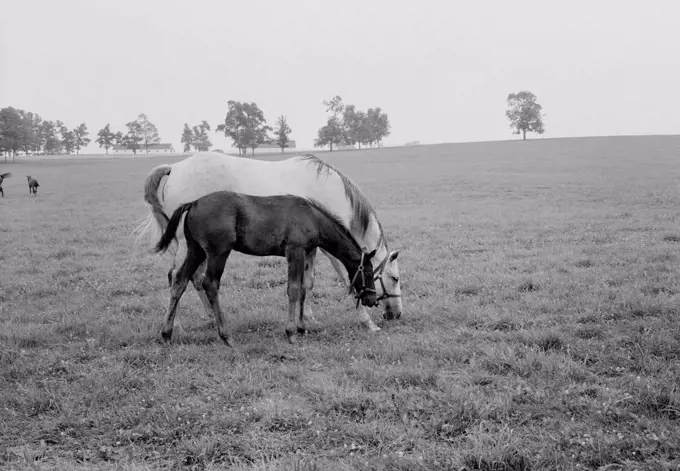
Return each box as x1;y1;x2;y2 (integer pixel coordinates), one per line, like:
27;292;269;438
137;151;403;333
0;173;11;197
27;176;39;195
154;190;378;346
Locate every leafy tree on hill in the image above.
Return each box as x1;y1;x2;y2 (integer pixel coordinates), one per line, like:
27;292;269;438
124;120;143;155
367;107;390;147
314;96;391;151
314;117;344;151
96;123;116;154
506;90;545;140
41;121;61;155
181;123;193;152
192;121;212;152
134;113;161;154
0;107;23;160
57;121;76;154
73;123;90;155
274;115;292;153
314;96;346;152
216;101;270;156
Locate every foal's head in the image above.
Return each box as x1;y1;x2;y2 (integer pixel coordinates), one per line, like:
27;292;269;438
350;249;378;308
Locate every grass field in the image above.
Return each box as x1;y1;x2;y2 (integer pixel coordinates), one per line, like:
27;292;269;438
1;136;680;470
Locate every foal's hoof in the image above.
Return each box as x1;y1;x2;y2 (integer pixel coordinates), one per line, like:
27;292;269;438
220;335;235;348
160;330;173;343
297;327;307;335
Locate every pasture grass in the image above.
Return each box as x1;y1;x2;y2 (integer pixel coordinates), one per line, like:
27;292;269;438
1;136;680;470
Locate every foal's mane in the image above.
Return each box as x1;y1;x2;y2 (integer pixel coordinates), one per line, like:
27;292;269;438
300;196;364;254
298;154;387;249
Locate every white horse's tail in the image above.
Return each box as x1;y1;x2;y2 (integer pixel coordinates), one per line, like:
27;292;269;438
132;164;172;250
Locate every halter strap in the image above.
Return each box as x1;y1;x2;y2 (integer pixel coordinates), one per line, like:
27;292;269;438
369;243;402;303
348;252;377;308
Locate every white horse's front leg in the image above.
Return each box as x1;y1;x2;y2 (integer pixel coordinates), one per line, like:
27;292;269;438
319;248;381;333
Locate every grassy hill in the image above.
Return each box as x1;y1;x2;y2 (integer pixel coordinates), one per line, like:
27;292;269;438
1;135;679;470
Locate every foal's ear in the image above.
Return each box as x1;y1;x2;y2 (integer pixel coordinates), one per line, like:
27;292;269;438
389;250;400;262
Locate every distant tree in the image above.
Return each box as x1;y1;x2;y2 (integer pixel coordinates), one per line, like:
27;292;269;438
41;121;61;155
96;123;116;154
61;129;76;154
314;96;347;152
0;107;23;160
73;123;90;155
113;131;125;149
123;120;143;155
17;110;37;155
324;95;345;120
314;117;344;151
216;101;270;156
57;121;75;154
192;121;212;152
343;105;374;149
30;113;44;154
274;115;292;153
505;90;545;140
181;123;193;152
367;107;390;147
133;113;161;153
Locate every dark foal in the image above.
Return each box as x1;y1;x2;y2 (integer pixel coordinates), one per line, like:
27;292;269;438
27;176;39;195
0;173;10;197
154;191;378;346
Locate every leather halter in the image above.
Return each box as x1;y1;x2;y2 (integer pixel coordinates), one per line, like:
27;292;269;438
371;251;402;303
348;252;376;308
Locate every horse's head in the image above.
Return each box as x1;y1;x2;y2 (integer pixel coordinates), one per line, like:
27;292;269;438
374;250;402;319
349;249;378;308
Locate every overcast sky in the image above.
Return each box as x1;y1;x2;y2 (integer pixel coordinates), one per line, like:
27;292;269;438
2;0;679;153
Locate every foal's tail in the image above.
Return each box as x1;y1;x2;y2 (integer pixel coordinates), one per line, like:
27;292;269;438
154;202;195;254
0;173;11;180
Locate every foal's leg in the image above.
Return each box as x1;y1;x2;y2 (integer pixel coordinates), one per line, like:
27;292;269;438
285;248;306;344
201;250;234;347
170;239;213;326
190;259;215;319
319;249;381;333
161;246;206;342
300;249;320;332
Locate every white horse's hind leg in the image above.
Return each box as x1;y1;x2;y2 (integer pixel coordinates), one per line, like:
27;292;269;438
319;248;381;333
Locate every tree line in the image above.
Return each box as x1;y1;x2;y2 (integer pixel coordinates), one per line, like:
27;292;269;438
314;96;391;151
95;113;161;155
0;107;90;161
214;101;292;156
1;90;548;162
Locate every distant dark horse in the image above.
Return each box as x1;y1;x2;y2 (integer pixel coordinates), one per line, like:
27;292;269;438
27;176;39;195
0;173;11;197
154;190;378;346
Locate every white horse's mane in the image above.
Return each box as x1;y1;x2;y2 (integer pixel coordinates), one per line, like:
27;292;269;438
297;154;388;249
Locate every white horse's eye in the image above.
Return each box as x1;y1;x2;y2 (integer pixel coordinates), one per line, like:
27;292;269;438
391;276;399;283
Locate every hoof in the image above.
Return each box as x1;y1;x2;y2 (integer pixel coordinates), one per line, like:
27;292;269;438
220;334;235;348
367;324;382;333
297;326;307;335
286;333;297;345
160;330;173;342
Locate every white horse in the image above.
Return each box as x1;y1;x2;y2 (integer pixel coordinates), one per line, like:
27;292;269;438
136;151;402;333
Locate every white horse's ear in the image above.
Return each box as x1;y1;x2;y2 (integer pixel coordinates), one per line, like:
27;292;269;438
389;250;400;262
